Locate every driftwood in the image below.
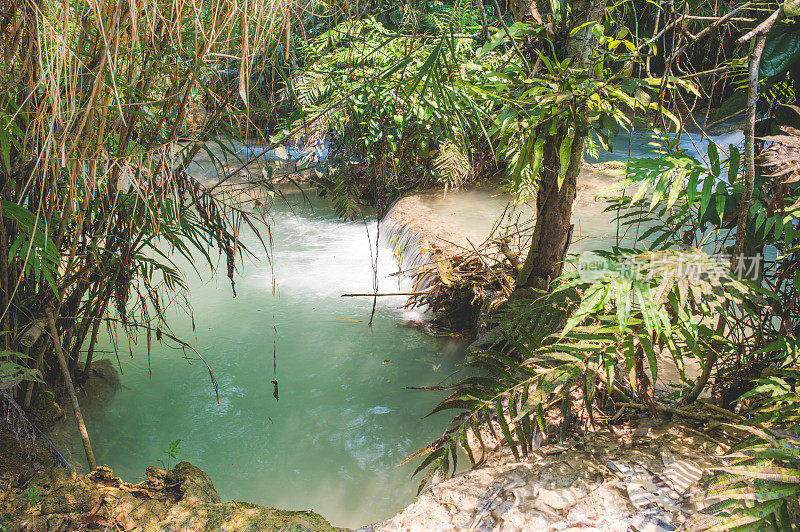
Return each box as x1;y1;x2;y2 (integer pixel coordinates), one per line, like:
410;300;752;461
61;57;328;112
498;237;523;272
400;212;536;327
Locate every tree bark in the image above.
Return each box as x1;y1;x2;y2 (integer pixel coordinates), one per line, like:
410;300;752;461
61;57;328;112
516;0;605;290
510;0;543;23
517;127;583;289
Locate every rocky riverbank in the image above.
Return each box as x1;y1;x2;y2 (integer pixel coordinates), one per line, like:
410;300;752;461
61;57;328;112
367;419;729;532
2;418;730;531
1;461;341;531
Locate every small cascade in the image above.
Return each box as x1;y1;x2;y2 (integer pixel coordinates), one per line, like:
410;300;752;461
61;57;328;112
380;209;436;294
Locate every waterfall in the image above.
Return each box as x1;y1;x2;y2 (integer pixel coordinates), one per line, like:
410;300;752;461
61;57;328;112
380;206;437;294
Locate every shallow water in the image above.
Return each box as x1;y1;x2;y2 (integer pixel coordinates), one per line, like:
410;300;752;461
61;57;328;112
58;190;463;528
71;167;650;530
587;120;744;165
414;121;745;256
416;169;638;254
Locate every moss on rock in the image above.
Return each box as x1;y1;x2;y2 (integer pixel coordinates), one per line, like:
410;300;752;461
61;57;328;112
27;388;63;429
3;462;345;532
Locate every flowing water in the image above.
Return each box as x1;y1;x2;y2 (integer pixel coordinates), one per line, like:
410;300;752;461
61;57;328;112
587;120;745;165
55;188;464;528
53;174;627;529
51;124;744;527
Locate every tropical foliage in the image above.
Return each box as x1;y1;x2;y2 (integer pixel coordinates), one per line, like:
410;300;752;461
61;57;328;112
1;0;800;527
288;11;498;216
399;4;800;526
0;0;297;395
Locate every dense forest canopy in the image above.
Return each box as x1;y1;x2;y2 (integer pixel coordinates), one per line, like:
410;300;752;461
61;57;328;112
1;0;800;528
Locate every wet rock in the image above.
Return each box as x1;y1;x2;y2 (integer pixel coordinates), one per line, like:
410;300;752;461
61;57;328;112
27;389;63;429
159;503;340;532
37;468;98;515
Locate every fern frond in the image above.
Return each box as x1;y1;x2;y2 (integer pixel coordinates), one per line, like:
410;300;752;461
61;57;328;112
433;139;472;190
687;428;800;531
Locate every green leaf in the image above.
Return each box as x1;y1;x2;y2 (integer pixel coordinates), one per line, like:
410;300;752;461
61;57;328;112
634;282;658;336
721;483;800;501
613;276;633;331
511;135;533;188
666;169;686;209
42;269;59;299
495;397;520;461
715;182;727;224
529;134;546;181
759;23;800;79
1;200;37;226
686;171;699;205
562;284;609;336
714;90;747;121
558;128;575;189
600;113;620;137
0;128;9;174
700;176;714;218
459;427;476;465
707;141;720;177
718;465;800;483
412;448;445;477
639;332;658;383
728;145;741;184
707;500;782;531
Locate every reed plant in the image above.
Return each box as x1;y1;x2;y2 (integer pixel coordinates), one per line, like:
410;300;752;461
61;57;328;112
0;0;300;397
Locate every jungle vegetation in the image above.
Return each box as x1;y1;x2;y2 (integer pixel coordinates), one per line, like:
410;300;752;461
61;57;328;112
1;0;800;528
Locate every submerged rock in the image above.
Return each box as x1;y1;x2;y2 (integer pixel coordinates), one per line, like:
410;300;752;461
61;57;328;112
2;461;342;531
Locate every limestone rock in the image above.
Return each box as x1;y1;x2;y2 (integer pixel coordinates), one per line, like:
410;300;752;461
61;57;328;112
6;462;342;532
166;460;222;504
374;424;725;531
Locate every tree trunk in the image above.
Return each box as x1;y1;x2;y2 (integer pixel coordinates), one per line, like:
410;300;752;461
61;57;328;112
510;0;542;23
47;309;97;471
515;0;604;290
517;128;583;289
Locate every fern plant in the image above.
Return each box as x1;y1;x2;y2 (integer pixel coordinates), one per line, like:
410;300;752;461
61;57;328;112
688;426;800;531
406;246;755;491
434;138;472;192
688;297;800;530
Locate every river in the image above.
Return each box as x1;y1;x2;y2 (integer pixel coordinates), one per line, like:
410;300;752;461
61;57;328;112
55;188;464;528
51;122;742;528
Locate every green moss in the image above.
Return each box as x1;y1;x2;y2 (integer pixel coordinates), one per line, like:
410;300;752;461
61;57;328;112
234;501;262;509
5;460;346;532
158;502;345;531
27;389;63;428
